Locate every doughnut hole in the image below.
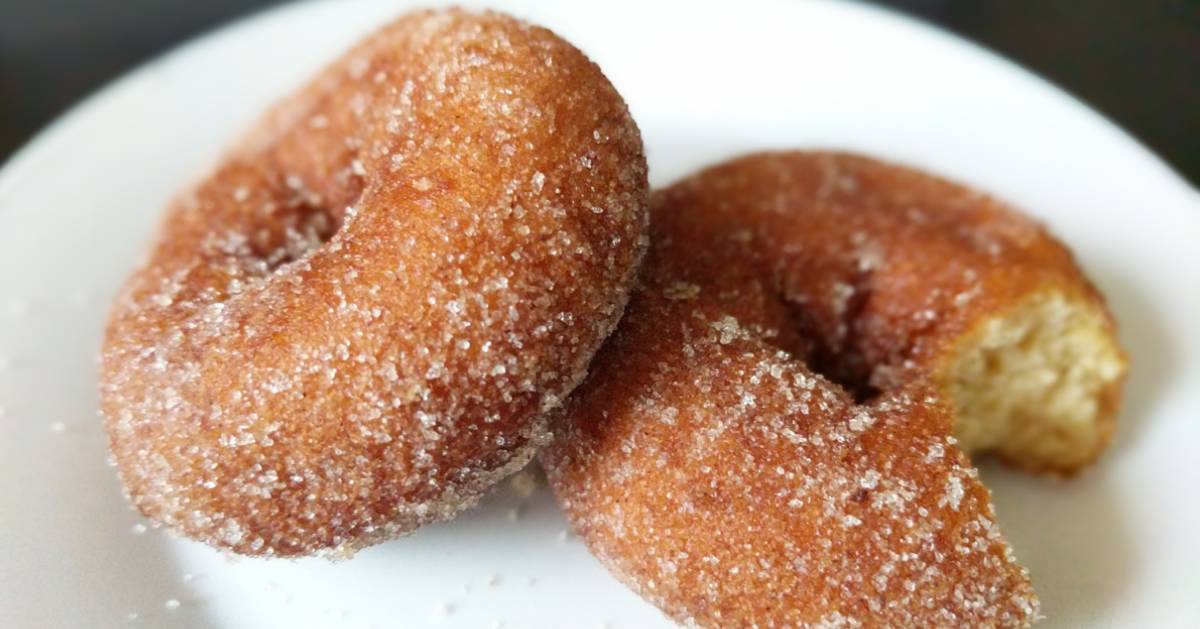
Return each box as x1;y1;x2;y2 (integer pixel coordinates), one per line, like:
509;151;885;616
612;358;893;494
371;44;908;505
187;161;362;280
249;199;342;271
778;277;882;404
939;289;1128;473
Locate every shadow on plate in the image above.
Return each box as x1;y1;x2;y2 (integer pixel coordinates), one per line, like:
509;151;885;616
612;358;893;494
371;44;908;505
983;261;1171;627
46;418;222;629
984;462;1135;628
1088;262;1176;460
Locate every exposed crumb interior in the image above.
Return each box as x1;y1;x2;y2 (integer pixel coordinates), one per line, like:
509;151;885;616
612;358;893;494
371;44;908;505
543;152;1065;627
944;290;1126;472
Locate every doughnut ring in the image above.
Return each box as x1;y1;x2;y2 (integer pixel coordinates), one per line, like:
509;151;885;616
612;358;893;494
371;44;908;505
100;9;648;557
544;152;1126;626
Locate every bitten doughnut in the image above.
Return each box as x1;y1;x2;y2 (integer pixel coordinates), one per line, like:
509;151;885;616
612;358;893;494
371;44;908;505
544;152;1127;627
100;9;648;557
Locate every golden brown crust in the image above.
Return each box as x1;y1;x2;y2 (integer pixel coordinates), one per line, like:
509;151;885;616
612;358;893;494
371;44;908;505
100;9;648;557
542;152;1056;627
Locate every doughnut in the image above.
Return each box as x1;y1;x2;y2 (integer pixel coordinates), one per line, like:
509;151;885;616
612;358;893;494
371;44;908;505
99;9;648;557
543;152;1126;626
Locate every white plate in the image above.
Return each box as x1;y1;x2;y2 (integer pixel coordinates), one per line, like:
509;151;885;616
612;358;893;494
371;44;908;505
2;0;1198;627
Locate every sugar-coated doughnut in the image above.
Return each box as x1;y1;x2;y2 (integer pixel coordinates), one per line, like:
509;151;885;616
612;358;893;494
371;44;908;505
544;152;1125;626
100;9;648;557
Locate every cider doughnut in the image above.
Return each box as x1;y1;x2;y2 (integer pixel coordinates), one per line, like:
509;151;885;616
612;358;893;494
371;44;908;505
544;152;1126;626
100;9;648;557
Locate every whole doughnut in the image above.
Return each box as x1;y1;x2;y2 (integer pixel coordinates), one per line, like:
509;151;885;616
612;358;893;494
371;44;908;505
544;152;1125;626
100;9;648;557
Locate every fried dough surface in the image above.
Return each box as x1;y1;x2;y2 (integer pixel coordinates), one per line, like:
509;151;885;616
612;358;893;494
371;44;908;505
544;151;1130;627
101;9;648;557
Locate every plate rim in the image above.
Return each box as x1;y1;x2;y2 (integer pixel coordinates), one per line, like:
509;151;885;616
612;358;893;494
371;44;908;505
1;1;1197;627
1;0;1197;202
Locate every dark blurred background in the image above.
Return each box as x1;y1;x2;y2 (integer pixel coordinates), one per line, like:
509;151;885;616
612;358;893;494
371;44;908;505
1;0;1197;185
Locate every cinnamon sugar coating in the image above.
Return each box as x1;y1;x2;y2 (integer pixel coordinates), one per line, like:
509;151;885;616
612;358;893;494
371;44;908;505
541;152;1084;627
100;9;648;557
